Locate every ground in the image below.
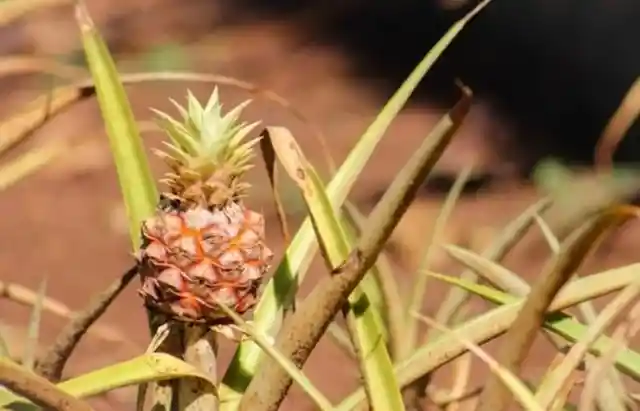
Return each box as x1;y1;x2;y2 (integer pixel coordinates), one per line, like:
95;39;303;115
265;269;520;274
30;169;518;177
1;2;639;410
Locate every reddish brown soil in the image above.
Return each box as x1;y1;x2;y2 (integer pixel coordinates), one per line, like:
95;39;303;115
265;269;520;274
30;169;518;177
2;3;640;410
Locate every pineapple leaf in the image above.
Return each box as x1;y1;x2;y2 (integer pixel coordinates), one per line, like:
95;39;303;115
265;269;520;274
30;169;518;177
151;109;200;156
221;100;254;137
0;357;91;411
203;87;221;114
158;141;191;164
337;263;640;410
341;204;406;361
187;90;205;133
534;281;640;409
228;121;262;150
405;165;473;355
75;1;157;251
221;0;493;402
0;353;220;409
22;278;47;371
215;303;335;411
262;126;406;411
229;137;261;165
413;312;544;411
169;98;190;121
478;204;640;409
61;352;219;397
155;90;257;173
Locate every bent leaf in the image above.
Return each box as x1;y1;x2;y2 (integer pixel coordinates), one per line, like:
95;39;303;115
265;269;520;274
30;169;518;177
59;353;217;399
265;126;404;411
337;263;640;410
221;1;492;400
0;353;218;410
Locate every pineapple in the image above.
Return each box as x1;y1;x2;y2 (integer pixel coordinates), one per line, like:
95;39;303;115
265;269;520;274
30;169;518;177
137;88;274;325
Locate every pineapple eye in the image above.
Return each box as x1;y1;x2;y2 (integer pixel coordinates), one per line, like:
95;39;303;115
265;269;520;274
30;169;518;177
202;232;224;243
193;277;208;287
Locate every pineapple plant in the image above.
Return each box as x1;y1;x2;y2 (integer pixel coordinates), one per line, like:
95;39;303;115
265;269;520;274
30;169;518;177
137;88;274;325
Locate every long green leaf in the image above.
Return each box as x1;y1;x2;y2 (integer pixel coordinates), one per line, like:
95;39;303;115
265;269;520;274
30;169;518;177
425;269;640;378
337;263;640;410
339;236;389;349
75;2;157;250
0;353;218;409
427;198;552;340
266;126;404;410
220;0;493;401
74;5;162;407
60;353;217;399
240;87;470;411
446;242;630;410
1;352;221;411
342;203;405;359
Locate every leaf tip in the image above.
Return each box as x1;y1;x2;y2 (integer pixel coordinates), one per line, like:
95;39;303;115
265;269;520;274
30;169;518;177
74;1;95;32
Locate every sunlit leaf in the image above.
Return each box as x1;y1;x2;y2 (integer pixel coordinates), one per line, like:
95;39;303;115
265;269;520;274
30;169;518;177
75;1;157;250
264;126;404;410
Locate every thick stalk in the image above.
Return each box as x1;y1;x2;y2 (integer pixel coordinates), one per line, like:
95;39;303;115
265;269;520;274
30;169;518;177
179;326;219;411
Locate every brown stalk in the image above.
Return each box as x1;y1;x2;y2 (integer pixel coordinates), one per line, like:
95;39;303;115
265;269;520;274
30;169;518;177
595;77;640;170
35;264;138;382
0;279;130;344
0;55;86;79
2;71;330;177
0;0;73;26
581;298;640;410
0;86;92;158
476;206;638;411
238;91;471;411
177;326;219;411
0;356;93;411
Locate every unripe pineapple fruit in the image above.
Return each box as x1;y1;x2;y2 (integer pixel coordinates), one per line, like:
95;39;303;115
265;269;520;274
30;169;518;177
137;89;274;324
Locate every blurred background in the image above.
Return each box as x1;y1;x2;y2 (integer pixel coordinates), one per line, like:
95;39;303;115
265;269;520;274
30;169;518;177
1;0;640;409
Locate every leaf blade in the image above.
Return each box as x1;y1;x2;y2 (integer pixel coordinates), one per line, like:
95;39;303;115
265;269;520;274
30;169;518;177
265;126;405;411
337;263;640;410
75;2;157;251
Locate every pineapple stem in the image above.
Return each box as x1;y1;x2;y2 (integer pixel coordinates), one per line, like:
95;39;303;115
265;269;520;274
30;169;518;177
178;326;219;411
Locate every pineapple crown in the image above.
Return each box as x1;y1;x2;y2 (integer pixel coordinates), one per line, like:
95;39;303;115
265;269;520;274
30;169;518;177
151;87;261;178
151;88;262;206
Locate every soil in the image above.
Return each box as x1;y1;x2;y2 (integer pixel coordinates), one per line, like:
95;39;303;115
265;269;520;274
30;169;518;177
1;2;640;410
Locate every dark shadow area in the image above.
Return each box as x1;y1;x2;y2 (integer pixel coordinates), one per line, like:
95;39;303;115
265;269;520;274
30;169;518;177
217;0;640;176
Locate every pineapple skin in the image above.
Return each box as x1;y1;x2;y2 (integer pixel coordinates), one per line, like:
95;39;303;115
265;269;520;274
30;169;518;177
137;89;273;324
138;200;273;324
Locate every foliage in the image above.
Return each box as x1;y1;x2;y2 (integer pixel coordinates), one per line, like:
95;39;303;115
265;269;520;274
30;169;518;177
1;1;640;411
